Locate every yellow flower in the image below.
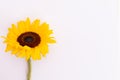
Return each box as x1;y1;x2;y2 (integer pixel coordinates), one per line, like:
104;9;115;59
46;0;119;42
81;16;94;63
3;18;56;60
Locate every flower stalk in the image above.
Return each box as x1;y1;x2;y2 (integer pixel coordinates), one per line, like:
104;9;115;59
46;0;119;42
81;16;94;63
27;59;31;80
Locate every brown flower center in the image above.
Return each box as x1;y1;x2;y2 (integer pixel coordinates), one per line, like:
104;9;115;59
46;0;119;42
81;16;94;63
17;32;41;48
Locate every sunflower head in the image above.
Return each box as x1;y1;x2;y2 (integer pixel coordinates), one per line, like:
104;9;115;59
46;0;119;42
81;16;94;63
3;18;56;60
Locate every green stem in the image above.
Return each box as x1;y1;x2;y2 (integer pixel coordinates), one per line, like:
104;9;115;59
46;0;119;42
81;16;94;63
27;59;31;80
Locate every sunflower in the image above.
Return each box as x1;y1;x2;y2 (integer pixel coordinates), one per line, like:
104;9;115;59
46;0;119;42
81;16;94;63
3;18;56;60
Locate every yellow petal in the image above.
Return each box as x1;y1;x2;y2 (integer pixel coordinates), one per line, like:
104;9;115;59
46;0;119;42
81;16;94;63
17;49;26;58
11;48;18;54
47;38;56;43
25;50;31;60
31;47;41;60
17;21;25;33
40;44;49;56
11;24;19;34
0;36;6;39
32;19;40;32
26;18;30;25
25;18;31;31
5;45;11;52
40;22;49;32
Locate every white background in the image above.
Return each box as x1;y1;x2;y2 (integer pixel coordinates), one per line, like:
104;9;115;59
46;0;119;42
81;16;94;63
0;0;118;80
